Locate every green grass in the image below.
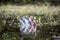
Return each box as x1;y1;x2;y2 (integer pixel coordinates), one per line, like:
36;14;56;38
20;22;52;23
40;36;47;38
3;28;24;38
0;4;60;40
0;4;60;26
0;4;60;15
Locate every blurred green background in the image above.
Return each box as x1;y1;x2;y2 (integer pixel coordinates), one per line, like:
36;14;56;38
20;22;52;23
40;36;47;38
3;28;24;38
0;0;60;40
